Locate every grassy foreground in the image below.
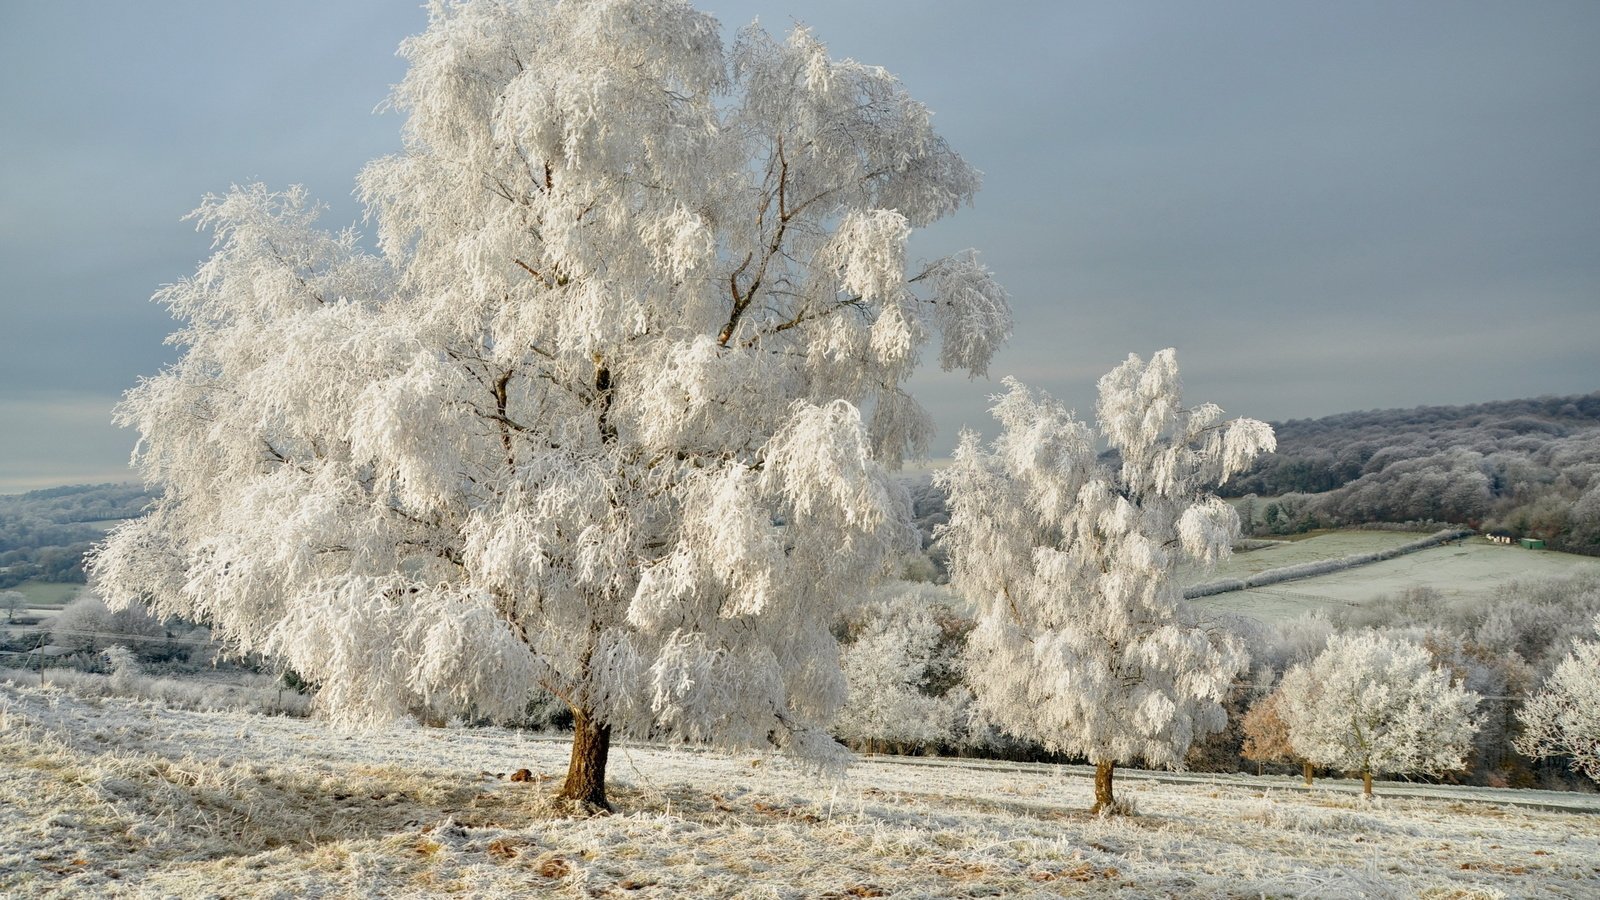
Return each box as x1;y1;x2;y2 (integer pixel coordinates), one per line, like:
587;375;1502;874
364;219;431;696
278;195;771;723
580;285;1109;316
2;682;1597;898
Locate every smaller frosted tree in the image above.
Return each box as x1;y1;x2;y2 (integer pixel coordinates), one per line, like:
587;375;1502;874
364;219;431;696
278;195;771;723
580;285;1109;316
1;591;23;624
939;349;1275;814
1278;631;1481;796
832;582;968;753
1516;614;1600;783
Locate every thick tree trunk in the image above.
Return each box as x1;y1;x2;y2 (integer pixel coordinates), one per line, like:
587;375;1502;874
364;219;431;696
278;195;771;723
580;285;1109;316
1362;768;1373;797
1303;761;1314;786
559;709;612;811
1091;760;1116;814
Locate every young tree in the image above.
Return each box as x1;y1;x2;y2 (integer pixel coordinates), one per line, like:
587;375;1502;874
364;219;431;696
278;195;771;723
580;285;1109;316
1240;686;1315;784
91;0;1009;810
938;350;1274;814
1236;493;1259;537
1277;631;1481;796
1515;614;1600;783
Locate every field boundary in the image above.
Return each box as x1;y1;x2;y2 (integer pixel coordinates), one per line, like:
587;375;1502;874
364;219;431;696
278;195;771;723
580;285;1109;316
846;752;1600;815
1184;528;1471;599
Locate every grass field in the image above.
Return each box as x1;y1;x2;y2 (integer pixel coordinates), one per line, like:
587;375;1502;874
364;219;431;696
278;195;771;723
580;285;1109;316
6;580;81;609
1192;534;1600;623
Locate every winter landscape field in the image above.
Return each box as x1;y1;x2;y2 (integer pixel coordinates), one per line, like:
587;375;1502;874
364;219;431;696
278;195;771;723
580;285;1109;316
4;1;1600;897
4;682;1598;899
1188;535;1600;623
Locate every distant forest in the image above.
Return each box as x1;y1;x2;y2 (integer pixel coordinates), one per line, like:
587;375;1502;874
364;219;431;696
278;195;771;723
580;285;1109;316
0;483;156;586
1219;392;1600;555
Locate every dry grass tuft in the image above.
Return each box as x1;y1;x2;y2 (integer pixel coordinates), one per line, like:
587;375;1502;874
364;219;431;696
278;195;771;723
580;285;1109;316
536;855;574;878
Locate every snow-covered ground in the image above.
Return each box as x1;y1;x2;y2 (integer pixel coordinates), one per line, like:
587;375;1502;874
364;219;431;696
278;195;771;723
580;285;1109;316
3;682;1597;898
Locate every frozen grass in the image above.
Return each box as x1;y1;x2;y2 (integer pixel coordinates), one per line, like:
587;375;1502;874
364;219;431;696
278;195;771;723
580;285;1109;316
3;683;1598;898
1191;535;1600;623
0;666;311;717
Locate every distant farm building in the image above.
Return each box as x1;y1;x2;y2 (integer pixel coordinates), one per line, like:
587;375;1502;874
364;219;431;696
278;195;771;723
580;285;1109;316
1519;538;1547;550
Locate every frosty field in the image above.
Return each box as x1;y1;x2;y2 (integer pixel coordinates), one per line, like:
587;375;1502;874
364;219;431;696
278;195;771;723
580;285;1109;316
4;682;1597;899
9;578;82;609
1184;531;1424;582
1189;535;1600;623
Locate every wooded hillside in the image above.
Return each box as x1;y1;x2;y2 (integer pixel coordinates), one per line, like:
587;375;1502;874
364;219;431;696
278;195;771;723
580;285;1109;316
0;484;155;586
1220;393;1600;553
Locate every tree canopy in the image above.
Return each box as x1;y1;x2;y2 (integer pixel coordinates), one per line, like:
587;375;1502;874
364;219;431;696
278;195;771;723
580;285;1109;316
1516;614;1600;783
1278;631;1481;795
91;0;1010;808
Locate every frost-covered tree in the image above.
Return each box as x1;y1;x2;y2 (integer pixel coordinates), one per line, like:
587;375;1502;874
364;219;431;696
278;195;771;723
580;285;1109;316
91;0;1009;810
1515;614;1600;783
832;582;969;752
50;593;164;655
1;591;23;624
938;350;1274;814
1278;631;1481;796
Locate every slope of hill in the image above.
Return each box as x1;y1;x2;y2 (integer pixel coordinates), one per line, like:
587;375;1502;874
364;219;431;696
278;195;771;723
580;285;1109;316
3;683;1596;898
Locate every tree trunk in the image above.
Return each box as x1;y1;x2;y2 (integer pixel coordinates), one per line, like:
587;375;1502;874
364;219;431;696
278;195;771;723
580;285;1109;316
559;708;612;812
1091;760;1116;814
1303;761;1314;786
1362;768;1373;797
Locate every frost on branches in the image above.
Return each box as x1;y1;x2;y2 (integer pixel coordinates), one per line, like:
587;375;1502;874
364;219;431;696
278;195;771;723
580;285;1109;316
90;0;1010;810
937;350;1274;814
1516;614;1600;783
1277;631;1482;796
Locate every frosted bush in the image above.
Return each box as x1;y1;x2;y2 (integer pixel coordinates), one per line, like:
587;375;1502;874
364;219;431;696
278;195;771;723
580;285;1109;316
0;666;311;717
832;582;969;751
103;645;140;693
1278;631;1481;795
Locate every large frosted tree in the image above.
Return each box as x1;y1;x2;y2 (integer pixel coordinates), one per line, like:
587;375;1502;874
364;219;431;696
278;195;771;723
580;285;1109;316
938;350;1274;814
91;0;1009;810
1278;631;1481;796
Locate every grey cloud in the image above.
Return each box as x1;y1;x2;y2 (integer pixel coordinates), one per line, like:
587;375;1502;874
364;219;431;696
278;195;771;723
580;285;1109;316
2;0;1597;488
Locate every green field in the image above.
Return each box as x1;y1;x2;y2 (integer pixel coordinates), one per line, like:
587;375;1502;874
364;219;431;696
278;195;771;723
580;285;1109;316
1179;530;1422;584
7;580;83;608
1191;533;1600;623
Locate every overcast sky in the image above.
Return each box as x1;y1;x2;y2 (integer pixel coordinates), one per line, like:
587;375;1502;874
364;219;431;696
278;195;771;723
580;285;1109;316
2;1;1597;492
